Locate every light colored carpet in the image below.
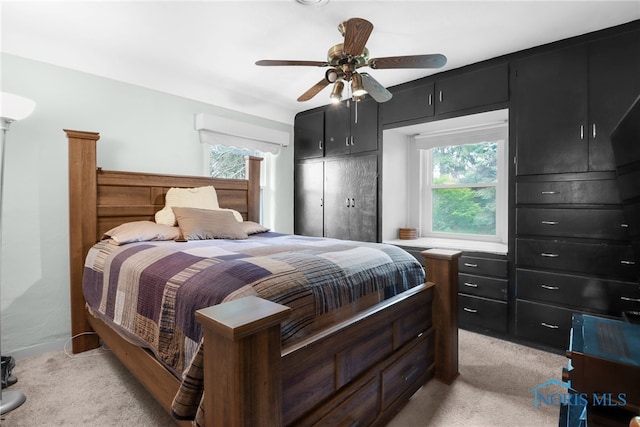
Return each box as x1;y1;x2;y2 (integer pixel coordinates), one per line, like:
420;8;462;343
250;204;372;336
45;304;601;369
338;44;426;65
1;329;565;426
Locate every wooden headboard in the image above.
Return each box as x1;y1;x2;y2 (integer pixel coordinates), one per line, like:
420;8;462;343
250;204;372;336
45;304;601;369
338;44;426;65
65;129;262;352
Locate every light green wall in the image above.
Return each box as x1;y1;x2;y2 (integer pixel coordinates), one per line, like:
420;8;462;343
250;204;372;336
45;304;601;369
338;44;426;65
0;53;294;358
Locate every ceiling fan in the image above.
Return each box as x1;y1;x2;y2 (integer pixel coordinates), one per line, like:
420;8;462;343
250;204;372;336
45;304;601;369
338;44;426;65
255;17;447;104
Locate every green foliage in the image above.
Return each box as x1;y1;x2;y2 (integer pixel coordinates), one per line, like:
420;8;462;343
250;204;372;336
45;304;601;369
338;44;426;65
431;141;498;236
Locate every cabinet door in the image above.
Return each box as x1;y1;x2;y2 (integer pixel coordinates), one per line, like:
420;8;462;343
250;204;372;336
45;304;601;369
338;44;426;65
324;103;351;157
348;155;378;242
324;158;351;239
435;62;508;114
350;97;378;154
588;29;640;171
294;162;324;237
294;110;324;160
324;156;378;242
382;81;434;125
514;44;588;175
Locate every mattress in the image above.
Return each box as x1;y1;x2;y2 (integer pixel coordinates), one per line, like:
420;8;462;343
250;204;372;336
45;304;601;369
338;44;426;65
82;232;425;420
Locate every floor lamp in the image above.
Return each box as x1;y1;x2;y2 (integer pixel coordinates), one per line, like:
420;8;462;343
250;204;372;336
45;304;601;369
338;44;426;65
0;92;36;415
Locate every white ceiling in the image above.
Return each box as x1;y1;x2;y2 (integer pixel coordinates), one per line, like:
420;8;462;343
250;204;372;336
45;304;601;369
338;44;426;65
2;1;639;124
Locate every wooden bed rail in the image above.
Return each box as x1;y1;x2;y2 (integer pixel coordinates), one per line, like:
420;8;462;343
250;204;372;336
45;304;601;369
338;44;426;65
195;249;461;427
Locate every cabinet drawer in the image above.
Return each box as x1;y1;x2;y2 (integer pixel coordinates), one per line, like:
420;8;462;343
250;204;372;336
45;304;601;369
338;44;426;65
516;300;574;349
458;273;508;301
393;304;432;350
516;180;621;205
335;327;393;389
381;335;432;410
459;255;508;278
516;238;637;279
459;294;508;332
314;376;379;427
516;268;640;314
516;208;629;240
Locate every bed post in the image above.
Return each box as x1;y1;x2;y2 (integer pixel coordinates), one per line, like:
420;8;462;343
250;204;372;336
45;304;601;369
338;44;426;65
196;296;291;427
66;129;101;353
247;156;262;223
422;249;462;384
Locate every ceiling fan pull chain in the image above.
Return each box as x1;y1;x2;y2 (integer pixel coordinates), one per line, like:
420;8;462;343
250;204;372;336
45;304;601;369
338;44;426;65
355;98;359;124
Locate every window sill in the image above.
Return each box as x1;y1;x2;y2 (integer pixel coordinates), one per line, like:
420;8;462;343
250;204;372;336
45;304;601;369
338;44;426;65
384;237;508;255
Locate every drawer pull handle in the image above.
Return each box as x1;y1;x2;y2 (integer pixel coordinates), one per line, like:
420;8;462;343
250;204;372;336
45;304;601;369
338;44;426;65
541;322;559;329
464;263;478;268
463;307;478;313
402;366;420;382
621;260;636;265
540;284;559;290
541;221;558;225
621;296;640;303
541;191;559;195
417;332;424;338
621;223;629;228
464;282;478;288
541;253;559;258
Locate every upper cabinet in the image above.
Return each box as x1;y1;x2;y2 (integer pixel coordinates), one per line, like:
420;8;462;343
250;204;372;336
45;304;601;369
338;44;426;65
381;81;435;124
382;62;509;126
294;109;325;160
514;28;640;176
434;62;509;115
325;97;378;157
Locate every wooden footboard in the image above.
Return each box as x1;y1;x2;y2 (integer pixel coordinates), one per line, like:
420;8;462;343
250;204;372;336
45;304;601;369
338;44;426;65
66;129;461;426
196;250;460;427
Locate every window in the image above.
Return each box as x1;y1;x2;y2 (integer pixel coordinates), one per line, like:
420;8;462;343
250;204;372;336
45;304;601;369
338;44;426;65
206;145;261;179
418;122;508;243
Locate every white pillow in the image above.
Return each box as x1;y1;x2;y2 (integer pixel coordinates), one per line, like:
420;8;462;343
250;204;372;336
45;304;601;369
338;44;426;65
155;186;220;226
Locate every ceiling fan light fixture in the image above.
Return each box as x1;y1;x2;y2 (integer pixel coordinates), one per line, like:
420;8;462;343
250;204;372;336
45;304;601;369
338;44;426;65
351;73;367;97
330;81;344;103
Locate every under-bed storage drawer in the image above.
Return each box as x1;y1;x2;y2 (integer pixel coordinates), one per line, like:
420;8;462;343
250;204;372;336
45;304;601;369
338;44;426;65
314;376;379;427
459;294;508;332
336;328;393;389
381;334;432;410
516;300;574;349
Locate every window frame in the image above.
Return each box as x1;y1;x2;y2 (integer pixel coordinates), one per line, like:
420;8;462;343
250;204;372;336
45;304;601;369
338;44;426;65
418;123;508;244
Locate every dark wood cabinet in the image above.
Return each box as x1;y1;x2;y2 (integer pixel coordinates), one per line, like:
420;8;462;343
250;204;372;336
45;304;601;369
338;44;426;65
294;161;324;237
457;252;509;333
324;155;378;242
382;82;434;125
325;98;378;157
515;28;640;176
435;62;509;115
514;44;588;176
588;29;640;171
294;110;324;160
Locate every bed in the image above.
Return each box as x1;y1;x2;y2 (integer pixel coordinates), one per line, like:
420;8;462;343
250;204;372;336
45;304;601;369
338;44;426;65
66;129;461;426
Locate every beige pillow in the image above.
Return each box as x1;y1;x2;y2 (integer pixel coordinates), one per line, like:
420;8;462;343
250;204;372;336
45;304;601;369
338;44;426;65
172;207;248;240
240;221;270;235
155;186;220;226
103;221;180;245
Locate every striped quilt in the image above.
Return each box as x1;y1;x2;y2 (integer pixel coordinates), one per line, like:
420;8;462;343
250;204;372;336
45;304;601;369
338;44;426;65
82;232;425;422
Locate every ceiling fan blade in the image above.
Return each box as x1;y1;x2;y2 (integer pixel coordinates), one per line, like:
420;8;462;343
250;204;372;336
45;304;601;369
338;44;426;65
256;60;329;67
298;79;330;102
368;54;447;69
342;18;374;57
360;73;392;103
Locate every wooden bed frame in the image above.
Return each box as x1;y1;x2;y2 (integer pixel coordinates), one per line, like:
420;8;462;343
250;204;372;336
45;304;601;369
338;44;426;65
66;129;461;426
